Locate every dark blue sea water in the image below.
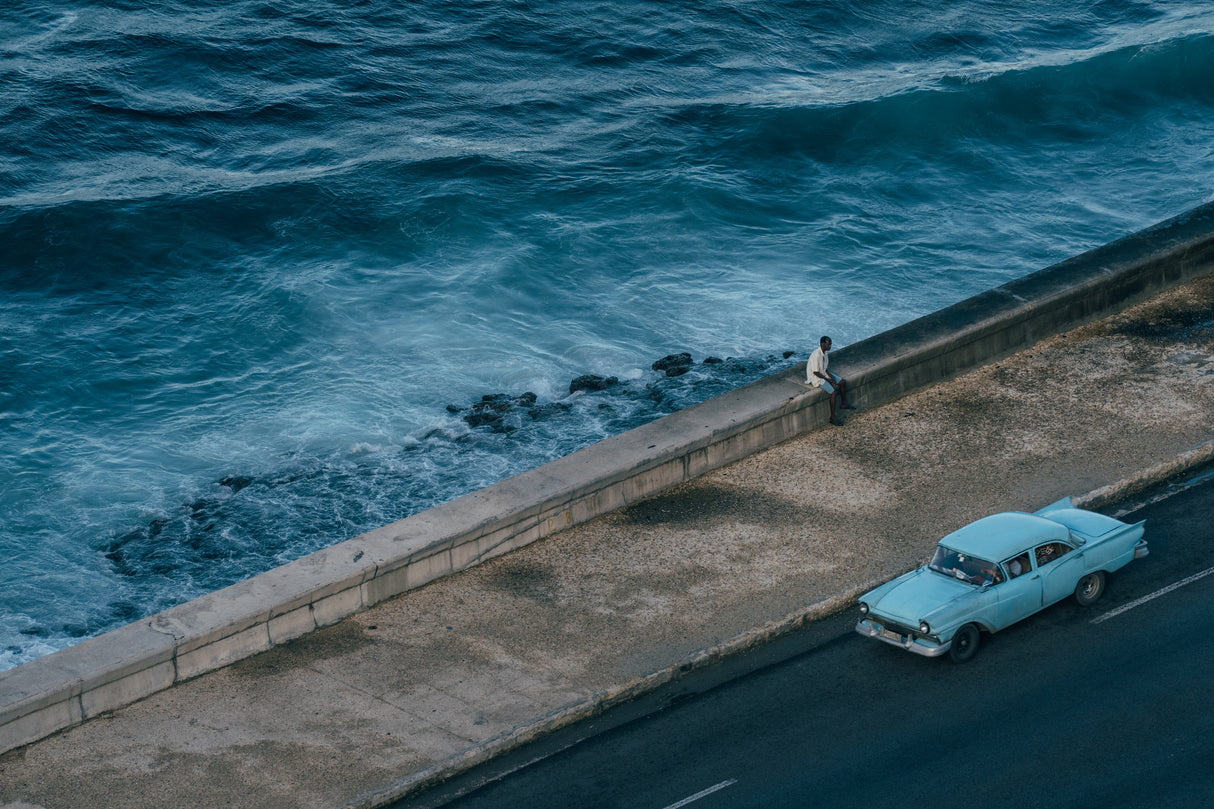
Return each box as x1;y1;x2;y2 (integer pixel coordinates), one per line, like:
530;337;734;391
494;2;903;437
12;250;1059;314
2;0;1213;670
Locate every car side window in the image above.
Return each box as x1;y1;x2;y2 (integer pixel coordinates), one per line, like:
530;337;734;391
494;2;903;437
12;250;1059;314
1034;542;1072;568
1005;552;1031;578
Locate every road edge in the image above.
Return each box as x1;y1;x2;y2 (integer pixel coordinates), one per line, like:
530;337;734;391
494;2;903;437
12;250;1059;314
348;439;1214;809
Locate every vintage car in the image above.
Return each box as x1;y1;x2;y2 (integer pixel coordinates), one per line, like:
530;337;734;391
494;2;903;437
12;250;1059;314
855;498;1148;662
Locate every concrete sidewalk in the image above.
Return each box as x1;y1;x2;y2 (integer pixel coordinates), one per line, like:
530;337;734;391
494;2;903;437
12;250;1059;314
2;274;1212;809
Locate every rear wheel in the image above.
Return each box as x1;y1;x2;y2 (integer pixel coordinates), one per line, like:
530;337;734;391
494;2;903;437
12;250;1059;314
949;623;980;663
1074;571;1106;606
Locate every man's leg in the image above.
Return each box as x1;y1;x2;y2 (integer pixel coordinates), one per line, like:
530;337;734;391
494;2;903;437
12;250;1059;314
838;378;854;409
822;379;843;426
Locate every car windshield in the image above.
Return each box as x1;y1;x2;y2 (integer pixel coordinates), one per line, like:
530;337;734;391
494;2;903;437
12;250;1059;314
929;546;1003;585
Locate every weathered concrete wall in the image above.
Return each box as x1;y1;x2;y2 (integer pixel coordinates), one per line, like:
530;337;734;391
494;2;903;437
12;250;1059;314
3;201;1213;755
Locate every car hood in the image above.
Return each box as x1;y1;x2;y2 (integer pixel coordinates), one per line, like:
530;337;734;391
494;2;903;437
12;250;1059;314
863;567;976;626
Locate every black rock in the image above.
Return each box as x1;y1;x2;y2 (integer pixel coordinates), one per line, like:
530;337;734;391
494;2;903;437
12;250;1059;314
652;352;693;374
462;391;542;432
569;374;619;394
459;390;568;425
478;394;514;412
464;410;505;429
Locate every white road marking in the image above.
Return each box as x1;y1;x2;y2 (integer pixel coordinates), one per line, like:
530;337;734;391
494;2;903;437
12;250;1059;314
1092;565;1214;624
661;779;738;809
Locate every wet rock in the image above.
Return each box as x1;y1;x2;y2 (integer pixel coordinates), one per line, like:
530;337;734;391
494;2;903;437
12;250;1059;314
652;352;694;376
465;410;506;430
569;374;619;394
463;392;541;432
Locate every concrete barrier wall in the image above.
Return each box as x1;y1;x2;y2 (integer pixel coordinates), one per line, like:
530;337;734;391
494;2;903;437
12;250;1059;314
3;201;1214;754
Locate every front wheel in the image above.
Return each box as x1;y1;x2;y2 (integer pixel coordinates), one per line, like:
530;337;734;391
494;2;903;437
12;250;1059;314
949;623;980;663
1074;571;1106;606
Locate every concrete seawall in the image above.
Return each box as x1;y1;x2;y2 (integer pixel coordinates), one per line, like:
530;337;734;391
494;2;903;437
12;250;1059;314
3;201;1214;755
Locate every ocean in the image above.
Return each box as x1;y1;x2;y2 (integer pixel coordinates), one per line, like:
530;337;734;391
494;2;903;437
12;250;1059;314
2;0;1212;671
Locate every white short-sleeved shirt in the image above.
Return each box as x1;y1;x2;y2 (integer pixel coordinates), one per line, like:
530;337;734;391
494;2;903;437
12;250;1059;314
807;346;829;386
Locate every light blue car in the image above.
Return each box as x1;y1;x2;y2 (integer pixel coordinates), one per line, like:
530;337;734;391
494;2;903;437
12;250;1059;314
855;498;1148;662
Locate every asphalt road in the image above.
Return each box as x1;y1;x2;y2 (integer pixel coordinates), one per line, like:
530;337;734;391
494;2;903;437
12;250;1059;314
407;472;1214;809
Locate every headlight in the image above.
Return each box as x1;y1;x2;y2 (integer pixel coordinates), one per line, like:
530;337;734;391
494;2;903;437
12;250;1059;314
919;621;931;634
859;602;869;615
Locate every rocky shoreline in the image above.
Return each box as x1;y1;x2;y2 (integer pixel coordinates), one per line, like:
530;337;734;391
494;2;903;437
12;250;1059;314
80;348;803;643
448;350;798;434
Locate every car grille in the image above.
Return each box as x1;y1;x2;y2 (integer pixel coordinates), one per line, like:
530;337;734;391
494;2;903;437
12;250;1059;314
875;618;920;639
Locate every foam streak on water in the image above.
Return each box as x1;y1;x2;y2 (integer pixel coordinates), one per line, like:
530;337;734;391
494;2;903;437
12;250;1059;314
2;0;1213;668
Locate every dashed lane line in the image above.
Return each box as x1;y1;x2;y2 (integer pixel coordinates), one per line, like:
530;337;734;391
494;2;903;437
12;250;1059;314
1092;564;1214;624
660;779;738;809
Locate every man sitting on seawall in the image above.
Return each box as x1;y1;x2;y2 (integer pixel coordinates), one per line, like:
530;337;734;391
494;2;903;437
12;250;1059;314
807;335;854;426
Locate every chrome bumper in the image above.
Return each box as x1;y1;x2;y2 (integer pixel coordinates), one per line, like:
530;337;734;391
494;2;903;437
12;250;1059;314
856;619;951;658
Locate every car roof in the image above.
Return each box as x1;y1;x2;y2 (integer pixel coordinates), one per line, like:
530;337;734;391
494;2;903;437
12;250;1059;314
939;512;1069;561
